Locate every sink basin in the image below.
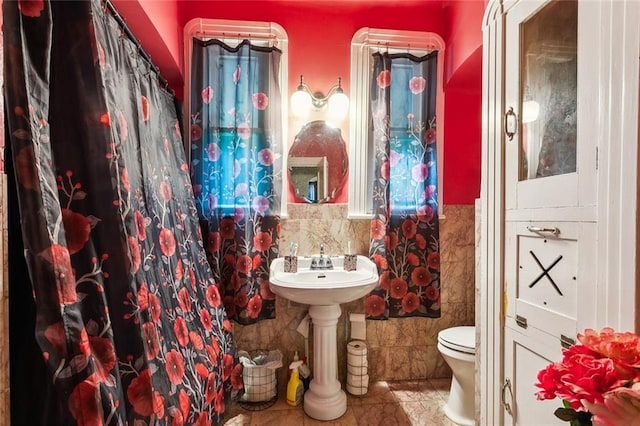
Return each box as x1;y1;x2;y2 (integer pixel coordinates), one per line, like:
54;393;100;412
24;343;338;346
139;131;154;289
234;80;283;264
269;255;379;305
269;254;379;420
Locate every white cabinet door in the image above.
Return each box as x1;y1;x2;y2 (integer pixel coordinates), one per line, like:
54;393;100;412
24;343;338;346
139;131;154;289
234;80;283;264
503;326;565;425
502;0;598;423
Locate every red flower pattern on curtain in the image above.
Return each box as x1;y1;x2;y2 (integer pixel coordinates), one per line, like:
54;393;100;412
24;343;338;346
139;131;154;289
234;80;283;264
365;52;441;319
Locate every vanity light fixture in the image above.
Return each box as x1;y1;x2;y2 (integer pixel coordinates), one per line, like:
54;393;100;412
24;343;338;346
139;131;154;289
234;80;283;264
290;75;349;120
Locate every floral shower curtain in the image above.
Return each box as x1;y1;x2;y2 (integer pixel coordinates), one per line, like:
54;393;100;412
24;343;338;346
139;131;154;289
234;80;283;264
365;52;441;320
190;39;282;325
3;1;241;424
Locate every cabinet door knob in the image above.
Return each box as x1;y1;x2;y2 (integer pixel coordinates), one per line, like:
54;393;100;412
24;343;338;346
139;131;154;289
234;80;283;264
504;107;517;141
526;226;560;235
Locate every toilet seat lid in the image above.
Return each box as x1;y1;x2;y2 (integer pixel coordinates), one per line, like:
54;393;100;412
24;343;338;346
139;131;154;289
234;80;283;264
438;326;475;353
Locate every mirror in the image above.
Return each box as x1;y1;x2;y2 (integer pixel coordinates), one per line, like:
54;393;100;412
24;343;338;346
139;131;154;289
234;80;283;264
288;120;348;203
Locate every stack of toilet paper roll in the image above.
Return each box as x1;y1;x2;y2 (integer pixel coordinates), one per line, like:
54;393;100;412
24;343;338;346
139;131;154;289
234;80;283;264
346;313;368;396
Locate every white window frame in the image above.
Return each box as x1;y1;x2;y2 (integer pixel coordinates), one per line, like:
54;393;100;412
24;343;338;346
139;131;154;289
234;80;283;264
183;18;290;217
348;28;445;219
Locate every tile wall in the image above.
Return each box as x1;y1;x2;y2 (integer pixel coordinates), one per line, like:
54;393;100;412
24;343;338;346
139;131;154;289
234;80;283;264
232;203;476;387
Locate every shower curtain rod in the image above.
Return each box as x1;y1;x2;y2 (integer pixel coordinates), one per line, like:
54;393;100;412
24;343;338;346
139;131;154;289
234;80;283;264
103;0;173;94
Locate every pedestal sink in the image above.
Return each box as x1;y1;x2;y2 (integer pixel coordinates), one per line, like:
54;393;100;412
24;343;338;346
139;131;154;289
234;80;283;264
269;255;378;421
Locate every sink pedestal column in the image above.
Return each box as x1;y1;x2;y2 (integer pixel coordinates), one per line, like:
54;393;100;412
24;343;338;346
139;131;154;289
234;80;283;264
303;304;346;421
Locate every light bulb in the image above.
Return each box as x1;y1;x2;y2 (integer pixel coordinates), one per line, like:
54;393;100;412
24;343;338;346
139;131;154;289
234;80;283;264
327;92;349;121
291;90;312;118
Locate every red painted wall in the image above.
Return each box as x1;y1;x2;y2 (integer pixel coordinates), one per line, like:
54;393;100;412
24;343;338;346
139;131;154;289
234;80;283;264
118;1;483;205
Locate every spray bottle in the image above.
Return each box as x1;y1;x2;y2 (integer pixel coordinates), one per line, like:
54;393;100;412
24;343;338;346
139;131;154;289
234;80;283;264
287;360;304;406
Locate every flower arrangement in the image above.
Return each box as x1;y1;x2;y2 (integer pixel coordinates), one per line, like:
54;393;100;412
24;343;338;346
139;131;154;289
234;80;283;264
535;328;640;425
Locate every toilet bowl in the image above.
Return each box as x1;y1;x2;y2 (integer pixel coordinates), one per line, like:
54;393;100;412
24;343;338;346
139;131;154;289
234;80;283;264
437;326;476;426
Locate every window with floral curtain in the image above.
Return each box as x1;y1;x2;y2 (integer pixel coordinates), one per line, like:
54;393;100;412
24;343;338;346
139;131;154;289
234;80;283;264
190;39;282;324
365;51;441;320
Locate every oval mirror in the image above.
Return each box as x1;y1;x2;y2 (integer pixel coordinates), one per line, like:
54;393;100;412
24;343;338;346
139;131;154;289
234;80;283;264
288;120;348;203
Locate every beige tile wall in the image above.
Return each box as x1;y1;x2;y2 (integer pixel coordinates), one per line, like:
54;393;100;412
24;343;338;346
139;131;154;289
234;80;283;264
233;203;476;387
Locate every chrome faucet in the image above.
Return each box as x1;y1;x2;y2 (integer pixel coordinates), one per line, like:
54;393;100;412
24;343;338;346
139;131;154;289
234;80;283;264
310;244;333;270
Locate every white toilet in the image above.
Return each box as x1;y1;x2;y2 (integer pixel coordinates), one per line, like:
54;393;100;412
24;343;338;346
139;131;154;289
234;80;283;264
437;326;476;426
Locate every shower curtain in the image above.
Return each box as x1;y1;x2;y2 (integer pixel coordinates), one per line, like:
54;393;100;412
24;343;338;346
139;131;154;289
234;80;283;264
190;39;282;325
3;1;241;424
365;51;441;320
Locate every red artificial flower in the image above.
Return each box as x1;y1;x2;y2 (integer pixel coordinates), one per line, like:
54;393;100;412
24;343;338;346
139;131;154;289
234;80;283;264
175;259;184;281
579;328;640;369
165;350;185;385
195;411;211;426
535;344;631;410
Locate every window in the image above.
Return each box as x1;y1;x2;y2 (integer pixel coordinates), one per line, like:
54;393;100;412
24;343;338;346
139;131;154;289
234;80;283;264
348;28;444;219
184;19;289;216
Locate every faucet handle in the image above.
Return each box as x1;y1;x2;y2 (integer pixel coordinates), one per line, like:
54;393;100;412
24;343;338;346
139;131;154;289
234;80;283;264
320;244;325;255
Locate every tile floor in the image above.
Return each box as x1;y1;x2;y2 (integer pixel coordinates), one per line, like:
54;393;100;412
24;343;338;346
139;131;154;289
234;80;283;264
223;379;459;426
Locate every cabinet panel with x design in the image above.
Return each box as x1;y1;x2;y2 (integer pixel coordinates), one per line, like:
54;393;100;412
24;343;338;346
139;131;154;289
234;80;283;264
504;221;596;342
